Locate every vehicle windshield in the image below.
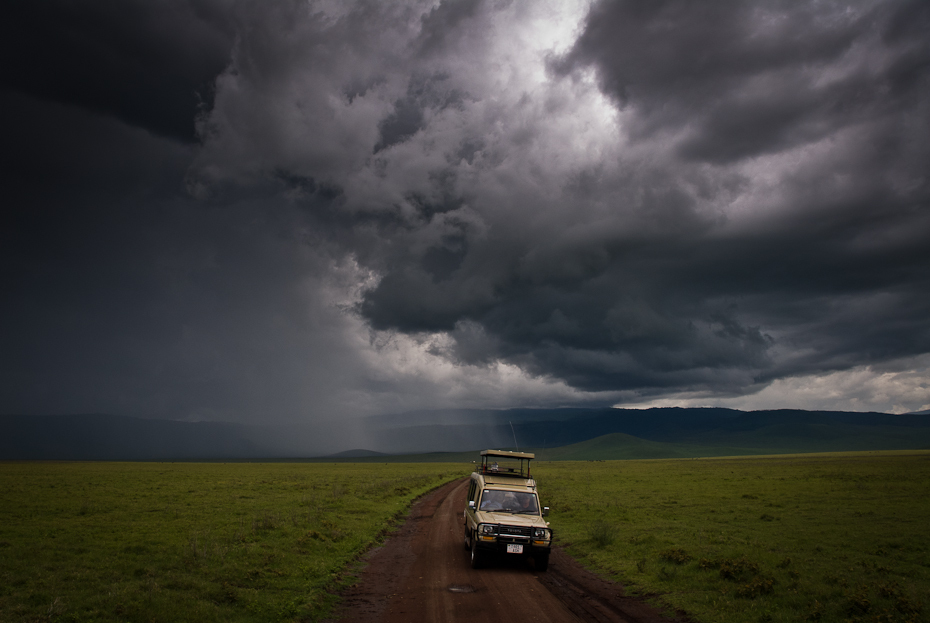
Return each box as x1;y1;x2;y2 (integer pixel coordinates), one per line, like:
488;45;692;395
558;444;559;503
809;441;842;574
479;490;539;514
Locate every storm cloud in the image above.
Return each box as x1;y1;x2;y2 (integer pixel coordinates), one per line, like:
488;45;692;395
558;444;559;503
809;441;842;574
2;0;929;428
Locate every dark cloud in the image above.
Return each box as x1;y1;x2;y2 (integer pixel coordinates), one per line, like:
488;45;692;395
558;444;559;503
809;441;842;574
0;92;362;422
346;0;930;398
416;0;484;56
561;0;929;162
375;73;465;152
0;0;234;142
2;0;929;430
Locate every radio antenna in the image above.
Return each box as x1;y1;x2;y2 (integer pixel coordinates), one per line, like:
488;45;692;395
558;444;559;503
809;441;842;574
510;421;519;450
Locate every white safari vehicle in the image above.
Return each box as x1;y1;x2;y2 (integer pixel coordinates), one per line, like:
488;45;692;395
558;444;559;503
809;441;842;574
463;449;552;571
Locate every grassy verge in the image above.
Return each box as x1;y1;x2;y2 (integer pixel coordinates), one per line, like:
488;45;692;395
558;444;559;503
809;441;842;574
0;461;469;623
535;451;930;623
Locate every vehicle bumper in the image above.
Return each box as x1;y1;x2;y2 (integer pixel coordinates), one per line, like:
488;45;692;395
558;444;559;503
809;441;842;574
474;536;550;557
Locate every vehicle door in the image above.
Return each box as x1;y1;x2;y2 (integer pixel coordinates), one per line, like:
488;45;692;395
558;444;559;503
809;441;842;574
464;478;480;533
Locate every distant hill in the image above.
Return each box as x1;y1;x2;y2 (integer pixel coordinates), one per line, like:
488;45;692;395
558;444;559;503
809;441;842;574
326;449;388;458
3;408;930;460
361;407;930;455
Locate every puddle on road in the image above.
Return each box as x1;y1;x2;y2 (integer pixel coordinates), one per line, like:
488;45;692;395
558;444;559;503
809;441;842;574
448;584;477;593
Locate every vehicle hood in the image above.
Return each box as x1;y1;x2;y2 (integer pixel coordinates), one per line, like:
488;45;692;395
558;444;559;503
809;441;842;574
476;511;547;527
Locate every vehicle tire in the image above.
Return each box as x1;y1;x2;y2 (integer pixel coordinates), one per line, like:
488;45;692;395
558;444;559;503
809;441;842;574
470;536;484;569
534;551;549;572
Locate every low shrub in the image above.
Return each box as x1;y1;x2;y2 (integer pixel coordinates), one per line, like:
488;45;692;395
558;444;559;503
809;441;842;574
587;520;618;547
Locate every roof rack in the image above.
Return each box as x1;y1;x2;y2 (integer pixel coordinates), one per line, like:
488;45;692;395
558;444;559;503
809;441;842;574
478;449;534;478
480;449;536;460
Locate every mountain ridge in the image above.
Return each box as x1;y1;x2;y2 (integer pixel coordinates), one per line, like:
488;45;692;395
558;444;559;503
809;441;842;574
2;408;929;460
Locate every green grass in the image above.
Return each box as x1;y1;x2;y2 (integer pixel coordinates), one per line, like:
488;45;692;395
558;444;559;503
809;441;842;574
673;424;930;455
535;451;930;623
5;452;929;623
0;461;469;623
530;433;768;461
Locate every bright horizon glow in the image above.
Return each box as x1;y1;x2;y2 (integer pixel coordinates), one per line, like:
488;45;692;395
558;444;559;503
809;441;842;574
615;355;930;414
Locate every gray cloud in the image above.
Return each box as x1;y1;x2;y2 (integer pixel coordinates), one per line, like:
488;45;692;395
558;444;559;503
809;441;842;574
561;0;929;161
344;0;929;397
0;0;235;142
3;0;929;429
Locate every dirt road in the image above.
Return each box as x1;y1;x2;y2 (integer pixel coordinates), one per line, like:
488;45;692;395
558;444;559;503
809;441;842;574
334;478;689;623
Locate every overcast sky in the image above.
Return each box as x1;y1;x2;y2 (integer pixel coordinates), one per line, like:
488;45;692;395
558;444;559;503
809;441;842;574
2;0;929;425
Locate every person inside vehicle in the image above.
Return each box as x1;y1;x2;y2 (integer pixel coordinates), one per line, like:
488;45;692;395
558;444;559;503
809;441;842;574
502;492;518;510
480;490;504;510
516;493;538;514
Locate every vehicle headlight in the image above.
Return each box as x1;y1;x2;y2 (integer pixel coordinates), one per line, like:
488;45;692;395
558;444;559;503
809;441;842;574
533;527;549;539
480;524;497;535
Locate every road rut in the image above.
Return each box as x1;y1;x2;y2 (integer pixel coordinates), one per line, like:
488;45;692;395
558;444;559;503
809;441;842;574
333;478;690;623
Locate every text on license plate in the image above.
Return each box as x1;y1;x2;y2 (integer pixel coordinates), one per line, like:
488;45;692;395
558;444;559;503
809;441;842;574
506;544;523;554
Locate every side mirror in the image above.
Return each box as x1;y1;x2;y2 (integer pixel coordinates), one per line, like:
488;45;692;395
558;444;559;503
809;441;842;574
542;506;549;517
468;500;476;509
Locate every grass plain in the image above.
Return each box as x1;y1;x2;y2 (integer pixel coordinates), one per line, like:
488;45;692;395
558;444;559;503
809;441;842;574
3;451;929;623
535;451;930;623
0;461;468;623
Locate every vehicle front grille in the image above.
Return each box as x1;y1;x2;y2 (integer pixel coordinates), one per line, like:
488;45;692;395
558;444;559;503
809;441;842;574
498;525;532;538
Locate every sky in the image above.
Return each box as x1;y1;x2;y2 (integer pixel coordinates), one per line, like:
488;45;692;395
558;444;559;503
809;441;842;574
2;0;929;427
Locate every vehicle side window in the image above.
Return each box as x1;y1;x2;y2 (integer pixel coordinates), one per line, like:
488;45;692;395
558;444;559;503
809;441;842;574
467;480;476;502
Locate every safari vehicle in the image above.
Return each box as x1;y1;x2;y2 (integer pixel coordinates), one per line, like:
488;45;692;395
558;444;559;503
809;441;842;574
463;449;552;571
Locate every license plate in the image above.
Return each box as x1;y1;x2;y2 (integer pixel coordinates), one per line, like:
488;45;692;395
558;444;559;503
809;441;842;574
506;544;523;554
